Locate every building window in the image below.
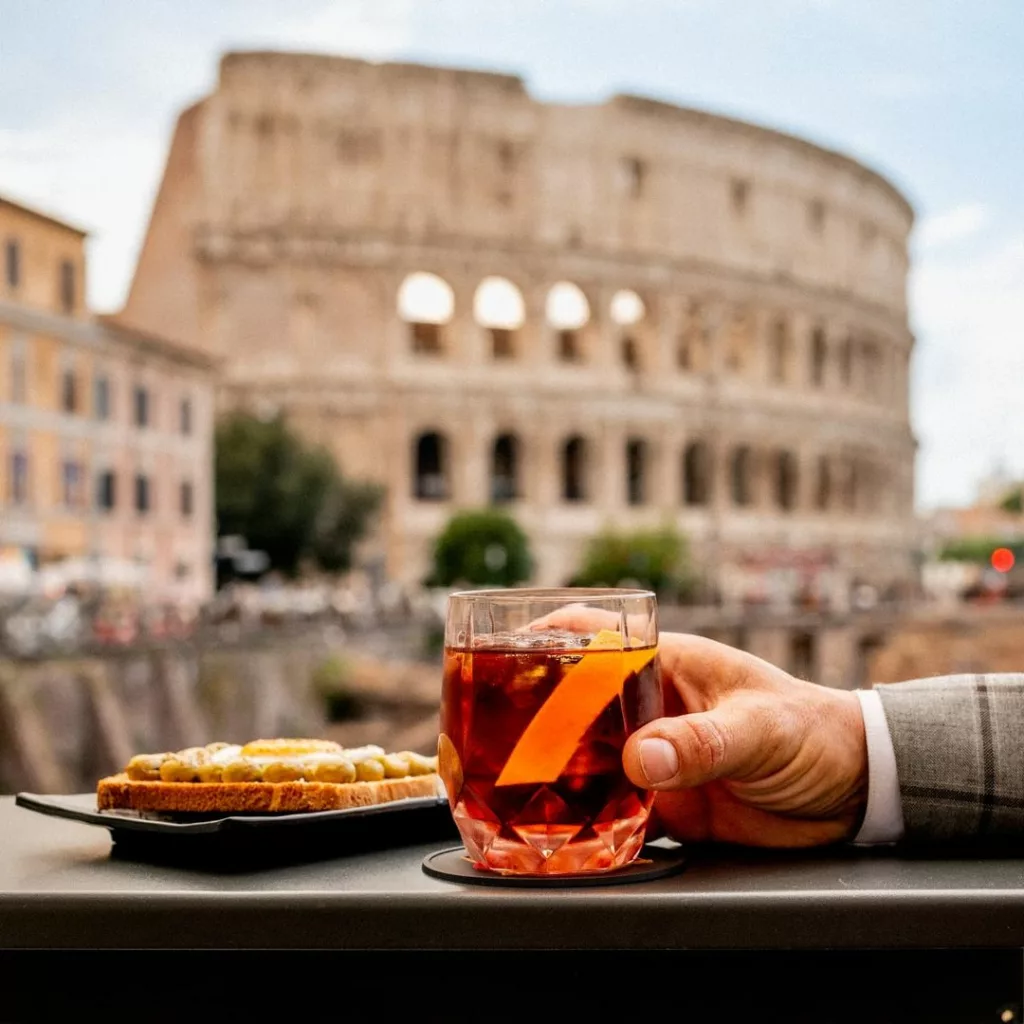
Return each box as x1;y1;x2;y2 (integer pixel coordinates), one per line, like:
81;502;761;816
620;156;646;198
412;431;449;501
61;369;78;414
61;460;83;509
8;451;29;505
562;435;589;503
808;199;826;234
4;238;20;289
626;438;648;506
621;337;640;371
96;470;116;511
475;277;525;358
558;330;580;362
547;282;590;361
683;441;711;506
94;375;111;420
490;328;514;359
9;343;26;404
731;179;749;216
134;473;151;514
180;480;194;518
770;318;790;383
410;321;442;355
730;446;754;507
180;397;193;435
491;434;519;504
810;327;828;387
774;451;798;512
133;385;150;428
59;259;76;314
398;272;454;356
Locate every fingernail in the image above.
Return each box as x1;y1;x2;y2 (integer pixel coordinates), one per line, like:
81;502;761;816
639;739;678;784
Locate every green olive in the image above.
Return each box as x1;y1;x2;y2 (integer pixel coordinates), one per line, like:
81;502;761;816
313;759;357;784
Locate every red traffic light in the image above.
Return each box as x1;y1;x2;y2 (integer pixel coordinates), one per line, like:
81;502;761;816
991;547;1015;573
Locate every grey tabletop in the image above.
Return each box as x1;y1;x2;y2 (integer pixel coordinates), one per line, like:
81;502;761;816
2;798;1023;951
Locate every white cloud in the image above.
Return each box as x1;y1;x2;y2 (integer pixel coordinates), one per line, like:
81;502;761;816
911;232;1024;508
916;202;991;250
0;1;416;312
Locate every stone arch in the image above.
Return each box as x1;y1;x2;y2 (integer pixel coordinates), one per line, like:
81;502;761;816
398;272;454;355
474;276;525;360
412;430;450;501
683;440;712;506
773;450;799;512
547;282;591;363
612;289;647;372
491;432;520;504
626;437;648;506
561;434;590;503
730;445;754;507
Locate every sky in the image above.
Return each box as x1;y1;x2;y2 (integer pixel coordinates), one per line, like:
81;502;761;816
1;0;1022;510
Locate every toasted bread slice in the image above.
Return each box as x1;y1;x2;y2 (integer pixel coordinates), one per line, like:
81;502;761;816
97;772;442;814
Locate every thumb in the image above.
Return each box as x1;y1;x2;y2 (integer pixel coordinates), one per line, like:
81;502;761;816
623;702;763;791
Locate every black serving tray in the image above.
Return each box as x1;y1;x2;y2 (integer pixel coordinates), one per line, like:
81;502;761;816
15;791;459;869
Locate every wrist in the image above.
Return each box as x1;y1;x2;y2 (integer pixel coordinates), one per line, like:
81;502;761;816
834;689;869;840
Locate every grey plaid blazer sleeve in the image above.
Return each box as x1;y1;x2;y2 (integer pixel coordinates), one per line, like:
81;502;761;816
875;675;1024;842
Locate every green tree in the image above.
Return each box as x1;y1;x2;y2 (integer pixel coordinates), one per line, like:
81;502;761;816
570;524;694;598
215;411;382;576
428;509;532;587
1000;487;1024;514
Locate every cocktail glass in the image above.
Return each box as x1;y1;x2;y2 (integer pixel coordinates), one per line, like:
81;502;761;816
438;588;661;875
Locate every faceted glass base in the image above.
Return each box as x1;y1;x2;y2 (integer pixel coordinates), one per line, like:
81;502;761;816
452;788;651;875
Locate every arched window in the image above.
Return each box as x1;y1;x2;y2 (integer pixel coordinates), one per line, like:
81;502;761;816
683;441;711;506
491;433;519;504
412;431;449;501
474;276;525;360
398;272;454;355
678;302;710;372
730;446;754;507
610;289;645;326
774;451;798;512
621;337;639;371
547;282;590;363
815;455;832;511
561;435;589;503
770;317;790;383
626;438;647;506
810;327;828;387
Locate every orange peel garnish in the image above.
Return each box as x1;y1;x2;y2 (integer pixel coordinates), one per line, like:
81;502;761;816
495;643;657;787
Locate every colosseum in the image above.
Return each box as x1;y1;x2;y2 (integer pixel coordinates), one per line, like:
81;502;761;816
118;51;917;602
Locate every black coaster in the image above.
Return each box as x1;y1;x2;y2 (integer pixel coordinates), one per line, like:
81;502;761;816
422;843;687;888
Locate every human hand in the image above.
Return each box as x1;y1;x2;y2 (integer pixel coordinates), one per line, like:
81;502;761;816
533;607;868;847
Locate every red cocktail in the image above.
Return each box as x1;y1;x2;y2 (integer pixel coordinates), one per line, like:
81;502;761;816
439;589;661;875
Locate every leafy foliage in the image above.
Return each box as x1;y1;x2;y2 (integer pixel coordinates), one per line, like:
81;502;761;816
428;509;532;587
569;525;694;598
1000;488;1024;514
215;411;382;576
938;537;1024;563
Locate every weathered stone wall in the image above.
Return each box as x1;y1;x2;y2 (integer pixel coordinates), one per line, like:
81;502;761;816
120;51;917;594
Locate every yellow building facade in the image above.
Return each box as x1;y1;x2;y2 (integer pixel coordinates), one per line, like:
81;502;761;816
0;195;216;602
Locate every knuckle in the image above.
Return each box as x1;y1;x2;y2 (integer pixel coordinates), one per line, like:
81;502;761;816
684;716;727;776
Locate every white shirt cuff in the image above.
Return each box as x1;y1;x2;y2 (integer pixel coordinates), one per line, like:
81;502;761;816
852;688;905;845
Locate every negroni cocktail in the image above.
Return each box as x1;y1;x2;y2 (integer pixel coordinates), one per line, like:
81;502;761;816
439;603;661;875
